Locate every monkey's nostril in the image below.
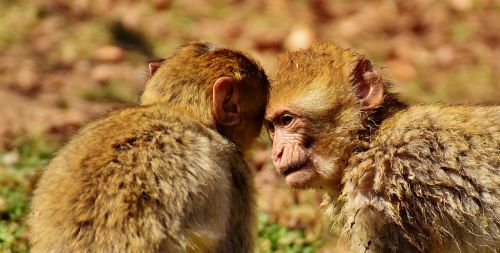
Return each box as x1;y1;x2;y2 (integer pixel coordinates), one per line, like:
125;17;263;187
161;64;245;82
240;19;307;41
274;148;283;161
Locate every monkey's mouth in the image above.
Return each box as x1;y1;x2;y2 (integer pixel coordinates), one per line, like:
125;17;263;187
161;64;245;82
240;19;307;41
281;160;309;176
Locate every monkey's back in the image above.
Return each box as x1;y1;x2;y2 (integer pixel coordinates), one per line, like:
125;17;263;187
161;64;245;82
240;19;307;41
29;105;255;253
339;105;500;253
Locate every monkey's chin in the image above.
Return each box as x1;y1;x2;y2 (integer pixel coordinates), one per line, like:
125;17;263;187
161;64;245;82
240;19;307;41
285;166;318;189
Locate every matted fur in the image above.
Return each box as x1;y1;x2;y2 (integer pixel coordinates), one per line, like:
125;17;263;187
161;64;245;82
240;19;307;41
324;105;500;253
270;42;499;253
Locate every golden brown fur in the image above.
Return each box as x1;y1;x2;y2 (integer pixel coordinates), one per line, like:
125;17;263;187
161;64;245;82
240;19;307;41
266;42;499;253
29;42;270;253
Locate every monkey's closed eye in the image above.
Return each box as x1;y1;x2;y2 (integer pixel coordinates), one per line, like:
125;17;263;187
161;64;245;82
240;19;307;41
279;114;294;127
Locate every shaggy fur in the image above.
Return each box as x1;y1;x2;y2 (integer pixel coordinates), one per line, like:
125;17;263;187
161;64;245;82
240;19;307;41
29;42;269;253
270;42;499;253
30;106;255;252
324;105;500;253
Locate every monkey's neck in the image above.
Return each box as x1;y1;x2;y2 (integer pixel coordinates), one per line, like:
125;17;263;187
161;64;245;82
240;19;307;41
215;125;246;153
357;93;407;144
154;104;214;126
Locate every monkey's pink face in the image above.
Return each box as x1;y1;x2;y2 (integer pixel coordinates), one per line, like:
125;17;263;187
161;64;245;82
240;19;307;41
266;109;324;189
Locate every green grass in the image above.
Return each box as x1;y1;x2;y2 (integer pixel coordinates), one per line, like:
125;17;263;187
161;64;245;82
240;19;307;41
0;136;57;253
257;213;320;253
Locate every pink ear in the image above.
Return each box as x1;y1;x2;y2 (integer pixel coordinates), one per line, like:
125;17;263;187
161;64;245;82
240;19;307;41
359;71;384;110
213;77;240;126
352;59;384;110
148;59;165;77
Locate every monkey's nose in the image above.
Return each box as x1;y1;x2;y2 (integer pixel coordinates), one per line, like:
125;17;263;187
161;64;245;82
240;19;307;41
273;147;283;163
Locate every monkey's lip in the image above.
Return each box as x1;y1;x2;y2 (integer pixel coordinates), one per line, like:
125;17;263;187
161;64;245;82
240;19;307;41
280;160;309;176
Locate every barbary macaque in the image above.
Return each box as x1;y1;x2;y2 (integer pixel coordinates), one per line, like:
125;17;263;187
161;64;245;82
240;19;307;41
265;42;499;253
29;41;270;253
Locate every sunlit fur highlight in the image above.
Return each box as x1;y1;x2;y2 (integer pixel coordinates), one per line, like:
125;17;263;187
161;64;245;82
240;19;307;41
29;41;270;253
269;42;499;253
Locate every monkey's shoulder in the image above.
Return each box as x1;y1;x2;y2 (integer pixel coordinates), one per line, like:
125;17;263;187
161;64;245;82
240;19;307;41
343;106;500;252
370;104;499;166
354;104;500;195
72;105;233;152
353;104;500;200
88;105;224;139
376;104;500;143
42;105;240;188
31;106;244;253
35;104;241;210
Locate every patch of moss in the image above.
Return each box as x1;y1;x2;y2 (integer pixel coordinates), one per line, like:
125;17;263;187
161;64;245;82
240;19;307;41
257;213;320;253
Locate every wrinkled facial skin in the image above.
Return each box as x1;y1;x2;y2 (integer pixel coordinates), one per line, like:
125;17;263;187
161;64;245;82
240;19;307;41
266;43;371;190
266;108;335;189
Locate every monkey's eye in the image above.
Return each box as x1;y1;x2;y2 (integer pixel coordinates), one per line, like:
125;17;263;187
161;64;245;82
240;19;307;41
279;114;294;127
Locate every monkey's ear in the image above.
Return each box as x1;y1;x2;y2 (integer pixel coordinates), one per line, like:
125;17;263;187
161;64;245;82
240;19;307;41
351;58;384;110
148;59;165;77
213;77;241;126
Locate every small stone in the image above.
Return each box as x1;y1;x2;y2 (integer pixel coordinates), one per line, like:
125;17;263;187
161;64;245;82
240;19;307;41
93;46;125;63
91;64;115;83
435;46;456;66
2;151;19;166
385;60;417;81
448;0;473;11
284;25;316;51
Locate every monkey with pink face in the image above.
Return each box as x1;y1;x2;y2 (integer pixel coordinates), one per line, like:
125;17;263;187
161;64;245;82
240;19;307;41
265;42;500;253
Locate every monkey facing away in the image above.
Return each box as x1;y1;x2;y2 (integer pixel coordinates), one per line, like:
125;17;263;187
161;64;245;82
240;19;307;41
265;42;499;253
29;41;270;253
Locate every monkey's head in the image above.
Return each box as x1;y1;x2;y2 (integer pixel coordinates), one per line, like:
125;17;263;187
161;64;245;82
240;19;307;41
141;41;270;151
265;42;388;191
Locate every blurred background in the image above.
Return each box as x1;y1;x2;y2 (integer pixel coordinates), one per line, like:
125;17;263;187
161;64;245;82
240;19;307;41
0;0;499;252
